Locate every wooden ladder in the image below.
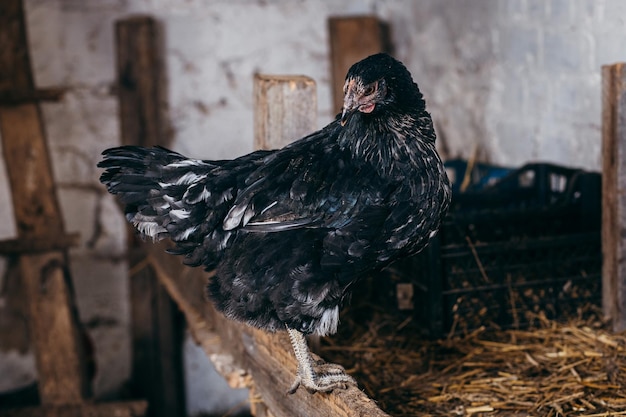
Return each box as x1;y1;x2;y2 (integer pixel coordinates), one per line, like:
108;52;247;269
0;1;146;416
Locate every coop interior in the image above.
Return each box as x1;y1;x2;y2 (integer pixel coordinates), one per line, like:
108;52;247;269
0;1;625;417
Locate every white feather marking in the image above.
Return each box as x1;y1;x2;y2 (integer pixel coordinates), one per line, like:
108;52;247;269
168;159;204;168
218;231;232;250
134;220;167;238
223;204;247;230
170;209;190;220
196;187;212;202
176;225;198;240
173;172;207;186
242;205;255;227
218;188;234;204
260;201;278;215
315;306;339;337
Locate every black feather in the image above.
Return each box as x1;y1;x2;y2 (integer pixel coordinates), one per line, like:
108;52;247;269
98;53;451;337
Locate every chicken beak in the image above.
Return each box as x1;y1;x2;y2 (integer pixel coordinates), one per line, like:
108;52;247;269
340;107;355;126
340;83;358;126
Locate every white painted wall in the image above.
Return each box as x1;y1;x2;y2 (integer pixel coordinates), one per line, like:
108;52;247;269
0;0;623;414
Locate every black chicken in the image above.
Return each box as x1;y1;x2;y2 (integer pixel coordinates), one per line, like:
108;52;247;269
99;53;451;393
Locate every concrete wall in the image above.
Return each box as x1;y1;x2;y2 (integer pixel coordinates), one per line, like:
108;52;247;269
0;0;623;414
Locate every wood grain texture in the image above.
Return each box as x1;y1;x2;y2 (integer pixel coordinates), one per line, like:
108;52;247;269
115;16;184;417
0;0;89;404
253;74;317;150
602;63;626;332
115;16;169;148
0;400;148;417
19;252;88;405
328;16;390;114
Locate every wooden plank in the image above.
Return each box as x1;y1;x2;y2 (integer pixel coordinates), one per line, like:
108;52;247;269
115;16;169;148
19;252;89;405
253;74;317;150
328;16;390;114
0;0;90;404
0;104;64;238
0;88;66;105
0;233;80;254
128;254;185;417
115;16;185;417
0;400;148;417
602;63;626;332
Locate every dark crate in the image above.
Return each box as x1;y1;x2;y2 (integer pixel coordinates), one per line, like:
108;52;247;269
409;162;602;338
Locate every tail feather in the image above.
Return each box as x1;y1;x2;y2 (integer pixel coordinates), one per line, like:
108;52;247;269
98;146;213;240
98;145;261;270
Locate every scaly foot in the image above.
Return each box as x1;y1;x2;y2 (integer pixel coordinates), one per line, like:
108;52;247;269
285;325;357;394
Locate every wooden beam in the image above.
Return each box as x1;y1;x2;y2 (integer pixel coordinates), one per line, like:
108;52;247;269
602;62;626;332
0;233;80;254
253;74;317;150
0;0;90;404
115;16;169;148
0;400;148;417
115;16;185;417
328;16;391;114
0;88;66;105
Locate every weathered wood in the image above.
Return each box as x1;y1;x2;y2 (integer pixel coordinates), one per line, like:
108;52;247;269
146;242;390;417
602;62;626;332
19;252;88;405
115;16;184;417
253;74;317;150
0;0;90;404
115;16;169;148
328;16;390;114
0;88;66;105
0;400;148;417
0;105;64;238
127;254;185;417
0;233;80;254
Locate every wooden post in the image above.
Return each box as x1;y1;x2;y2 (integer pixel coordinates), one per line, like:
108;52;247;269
328;16;391;114
115;16;169;148
0;0;90;405
602;63;626;332
115;16;185;417
253;74;317;150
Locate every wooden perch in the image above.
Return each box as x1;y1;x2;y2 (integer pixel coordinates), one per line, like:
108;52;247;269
602;62;626;332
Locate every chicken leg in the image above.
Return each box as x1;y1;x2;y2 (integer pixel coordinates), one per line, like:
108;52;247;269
286;325;356;394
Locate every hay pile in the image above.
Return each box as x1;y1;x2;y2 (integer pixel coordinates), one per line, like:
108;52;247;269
322;305;626;417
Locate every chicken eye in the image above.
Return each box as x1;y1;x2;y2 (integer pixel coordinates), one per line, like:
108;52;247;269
363;83;376;96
